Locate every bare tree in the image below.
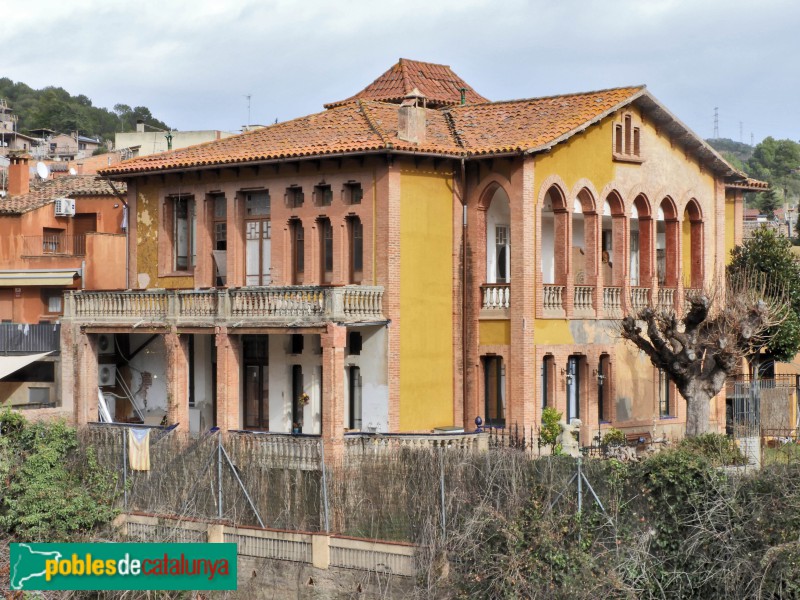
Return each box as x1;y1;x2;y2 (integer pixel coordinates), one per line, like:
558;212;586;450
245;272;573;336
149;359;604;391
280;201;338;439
619;276;785;436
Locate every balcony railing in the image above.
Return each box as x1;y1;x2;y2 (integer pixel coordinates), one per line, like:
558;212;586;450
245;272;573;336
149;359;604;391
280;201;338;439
543;285;564;316
0;323;60;355
481;284;510;310
573;285;594;316
630;287;650;312
657;287;675;311
603;287;622;316
65;286;385;327
22;234;86;257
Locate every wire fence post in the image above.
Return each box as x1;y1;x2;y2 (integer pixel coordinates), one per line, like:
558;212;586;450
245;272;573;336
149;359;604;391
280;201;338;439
217;431;223;519
439;447;446;539
122;427;128;511
320;438;330;533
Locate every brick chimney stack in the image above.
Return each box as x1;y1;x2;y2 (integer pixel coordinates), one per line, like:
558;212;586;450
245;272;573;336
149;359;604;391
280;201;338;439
398;88;427;144
8;153;30;196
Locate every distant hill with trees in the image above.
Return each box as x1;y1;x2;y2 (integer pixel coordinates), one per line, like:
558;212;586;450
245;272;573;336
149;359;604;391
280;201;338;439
0;77;170;143
708;137;800;216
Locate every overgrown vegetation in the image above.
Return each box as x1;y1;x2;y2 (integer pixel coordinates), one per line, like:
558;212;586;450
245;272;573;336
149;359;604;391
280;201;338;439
0;77;170;142
0;411;119;542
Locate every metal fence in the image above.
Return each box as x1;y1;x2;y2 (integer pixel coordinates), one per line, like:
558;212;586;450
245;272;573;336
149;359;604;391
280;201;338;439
0;322;60;354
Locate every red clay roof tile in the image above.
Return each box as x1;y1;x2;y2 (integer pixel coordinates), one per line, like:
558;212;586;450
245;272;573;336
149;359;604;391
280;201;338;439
0;175;125;214
325;58;488;109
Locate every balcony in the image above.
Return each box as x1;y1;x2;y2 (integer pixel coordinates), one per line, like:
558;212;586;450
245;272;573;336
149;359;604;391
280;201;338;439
481;283;510;316
22;235;86;257
64;286;385;328
0;323;61;355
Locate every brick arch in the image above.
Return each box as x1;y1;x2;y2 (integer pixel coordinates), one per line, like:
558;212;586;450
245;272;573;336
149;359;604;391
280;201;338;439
475;176;512;212
631;193;654;286
600;189;627;286
656;197;679;287
632;193;652;219
658;196;679;221
570;179;600;213
536;175;570;212
683;198;704;288
604;189;626;216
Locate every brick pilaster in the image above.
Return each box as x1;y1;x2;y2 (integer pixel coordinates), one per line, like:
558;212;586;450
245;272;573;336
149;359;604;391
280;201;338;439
321;323;347;451
215;328;241;431
164;330;190;427
75;331;99;424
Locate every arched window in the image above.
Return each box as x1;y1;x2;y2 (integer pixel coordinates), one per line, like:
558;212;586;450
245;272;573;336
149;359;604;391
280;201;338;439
631;194;652;287
656;198;679;286
347;216;363;284
318;217;333;284
683;200;704;289
541;185;568;285
601;192;626;286
485;187;510;283
573;189;598;285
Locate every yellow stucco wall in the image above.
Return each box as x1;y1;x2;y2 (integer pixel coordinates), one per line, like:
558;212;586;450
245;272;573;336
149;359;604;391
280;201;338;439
135;182;193;289
534;119;615;191
534;320;574;345
399;168;454;430
479;320;511;346
725;199;736;263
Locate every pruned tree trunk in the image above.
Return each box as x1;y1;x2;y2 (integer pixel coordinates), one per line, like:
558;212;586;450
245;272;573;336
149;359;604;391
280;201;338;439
683;383;713;437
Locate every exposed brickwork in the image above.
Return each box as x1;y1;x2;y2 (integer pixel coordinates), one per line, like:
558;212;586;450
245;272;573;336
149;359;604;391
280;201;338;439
164;330;190;427
215;328;241;431
74;332;99;424
321;324;347;455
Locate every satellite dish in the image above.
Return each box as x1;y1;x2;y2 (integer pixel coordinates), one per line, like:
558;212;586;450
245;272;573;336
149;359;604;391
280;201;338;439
69;167;77;176
36;162;50;180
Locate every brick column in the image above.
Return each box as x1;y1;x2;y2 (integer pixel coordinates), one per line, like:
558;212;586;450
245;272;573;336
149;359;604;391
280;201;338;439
215;327;241;431
508;157;537;431
321;324;347;453
75;331;99;424
60;322;77;421
164;330;190;428
194;193;213;287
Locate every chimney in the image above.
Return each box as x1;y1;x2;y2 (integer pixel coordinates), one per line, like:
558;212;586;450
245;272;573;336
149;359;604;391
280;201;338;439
136;119;145;133
8;153;30;196
398;89;427;144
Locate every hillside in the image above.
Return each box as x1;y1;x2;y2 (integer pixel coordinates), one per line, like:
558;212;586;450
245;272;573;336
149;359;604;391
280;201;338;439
0;77;170;142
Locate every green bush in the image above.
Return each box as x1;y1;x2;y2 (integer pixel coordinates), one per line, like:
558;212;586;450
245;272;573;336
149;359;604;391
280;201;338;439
540;407;562;453
0;420;118;542
679;433;746;466
601;427;626;447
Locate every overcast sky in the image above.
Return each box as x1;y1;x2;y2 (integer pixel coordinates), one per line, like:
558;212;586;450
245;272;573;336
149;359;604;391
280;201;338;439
2;0;798;144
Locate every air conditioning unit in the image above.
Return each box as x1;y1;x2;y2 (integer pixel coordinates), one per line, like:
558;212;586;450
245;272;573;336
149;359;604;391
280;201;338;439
54;197;75;217
98;364;117;387
97;333;114;355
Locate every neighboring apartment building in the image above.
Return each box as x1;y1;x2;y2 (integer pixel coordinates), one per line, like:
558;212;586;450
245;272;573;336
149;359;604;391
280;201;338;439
115;124;236;158
0;100;39;157
59;59;762;445
0;153;126;416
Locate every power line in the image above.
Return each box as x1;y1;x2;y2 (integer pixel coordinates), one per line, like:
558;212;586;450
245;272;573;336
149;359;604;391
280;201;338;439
713;107;719;139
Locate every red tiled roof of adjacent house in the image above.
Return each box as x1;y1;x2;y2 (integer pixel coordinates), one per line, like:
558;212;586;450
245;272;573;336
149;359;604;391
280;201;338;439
325;58;488;109
0;175;125;214
446;86;646;154
725;177;770;191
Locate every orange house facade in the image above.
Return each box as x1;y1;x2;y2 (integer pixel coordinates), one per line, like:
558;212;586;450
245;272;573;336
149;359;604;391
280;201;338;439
0;154;126;415
59;59;761;445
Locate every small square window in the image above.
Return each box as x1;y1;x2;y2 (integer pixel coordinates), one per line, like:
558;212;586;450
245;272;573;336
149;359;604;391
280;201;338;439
315;184;332;207
29;387;50;405
345;182;363;205
46;294;62;314
286;187;304;208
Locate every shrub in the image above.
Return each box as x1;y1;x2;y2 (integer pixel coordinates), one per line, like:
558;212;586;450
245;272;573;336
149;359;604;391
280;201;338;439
540;407;562;453
679;433;746;466
602;427;626;447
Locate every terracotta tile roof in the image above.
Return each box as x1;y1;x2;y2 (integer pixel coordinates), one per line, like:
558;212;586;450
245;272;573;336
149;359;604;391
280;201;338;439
101;101;462;176
0;175;125;214
726;177;770;191
325;58;488;109
445;86;646;154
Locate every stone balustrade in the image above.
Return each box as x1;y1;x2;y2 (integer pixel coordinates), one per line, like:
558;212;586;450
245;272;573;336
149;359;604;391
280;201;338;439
64;285;384;327
630;287;650;312
603;286;622;316
481;284;510;310
543;285;564;316
657;287;675;311
573;285;594;316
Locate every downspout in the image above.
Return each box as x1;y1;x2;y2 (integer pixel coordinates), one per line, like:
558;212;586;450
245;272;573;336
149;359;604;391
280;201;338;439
105;179;129;288
460;158;468;429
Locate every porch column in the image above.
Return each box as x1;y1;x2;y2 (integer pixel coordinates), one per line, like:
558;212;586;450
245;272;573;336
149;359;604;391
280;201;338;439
60;322;77;423
74;330;99;425
215;327;241;431
164;329;189;428
321;323;347;450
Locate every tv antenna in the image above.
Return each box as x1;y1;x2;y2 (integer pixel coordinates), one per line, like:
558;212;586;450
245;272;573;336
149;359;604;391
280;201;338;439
244;94;251;128
69;167;77;176
35;161;50;180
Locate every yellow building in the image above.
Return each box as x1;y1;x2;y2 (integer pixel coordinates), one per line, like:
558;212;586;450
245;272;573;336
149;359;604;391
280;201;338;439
58;59;762;445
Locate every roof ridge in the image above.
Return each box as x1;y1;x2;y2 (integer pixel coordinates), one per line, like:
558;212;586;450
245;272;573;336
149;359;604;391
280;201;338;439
443;111;465;149
399;59;410;96
357;100;390;148
449;85;646;110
